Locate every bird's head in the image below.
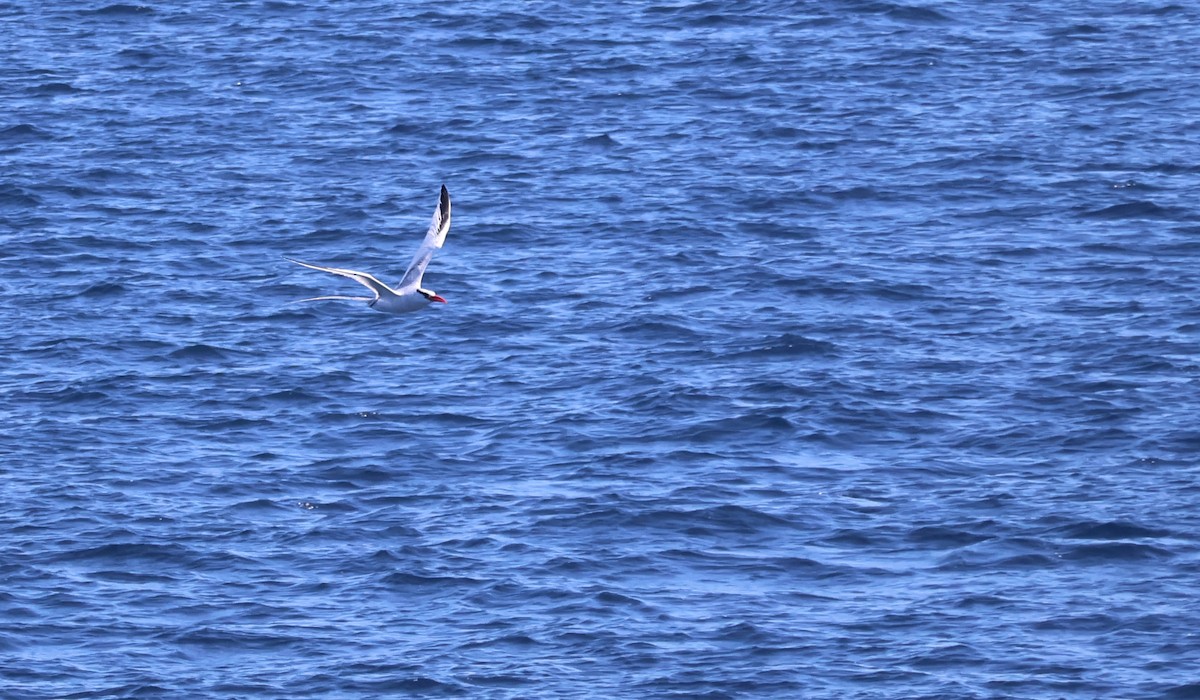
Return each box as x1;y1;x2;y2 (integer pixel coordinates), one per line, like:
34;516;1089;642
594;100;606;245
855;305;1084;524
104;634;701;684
419;288;446;304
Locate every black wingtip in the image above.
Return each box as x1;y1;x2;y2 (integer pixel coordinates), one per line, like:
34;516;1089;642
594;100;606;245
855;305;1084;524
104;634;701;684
440;184;450;213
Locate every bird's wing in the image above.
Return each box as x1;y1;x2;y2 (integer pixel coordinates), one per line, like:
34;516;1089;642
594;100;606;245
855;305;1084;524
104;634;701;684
289;295;374;304
397;185;451;290
284;257;394;300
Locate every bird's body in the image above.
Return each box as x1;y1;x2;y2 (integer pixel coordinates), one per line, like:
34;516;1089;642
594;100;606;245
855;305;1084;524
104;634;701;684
286;185;451;314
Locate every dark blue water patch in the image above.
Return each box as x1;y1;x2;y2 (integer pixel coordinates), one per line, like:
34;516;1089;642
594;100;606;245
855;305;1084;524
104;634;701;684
51;542;197;566
385;119;425;135
222;498;292;515
877;3;953;23
172;626;305;652
1166;682;1200;699
165;343;235;361
81;4;156;17
1081;200;1185;219
530;502;800;542
580;132;620;149
261;0;304;11
381;572;487;589
906;523;994;548
1149;4;1188;15
1032;612;1123;633
1055;519;1172;540
460;673;533;689
674;412;797;444
0;124;53;143
86;569;181;584
345;675;467;696
610;319;706;344
935;542;1060;572
729;333;837;359
28;82;84;96
76;281;127;298
0;184;41;208
1098;86;1171;102
637;504;799;535
1060;541;1173;562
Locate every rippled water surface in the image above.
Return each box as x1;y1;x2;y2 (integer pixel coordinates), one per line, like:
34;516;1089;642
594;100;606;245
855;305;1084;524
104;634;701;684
4;1;1200;697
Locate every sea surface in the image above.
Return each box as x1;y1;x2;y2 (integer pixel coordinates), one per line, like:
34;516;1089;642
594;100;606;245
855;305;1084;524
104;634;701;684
3;1;1200;698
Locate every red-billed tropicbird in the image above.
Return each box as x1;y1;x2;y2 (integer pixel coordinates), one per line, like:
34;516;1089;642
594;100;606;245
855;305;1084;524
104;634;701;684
286;185;451;314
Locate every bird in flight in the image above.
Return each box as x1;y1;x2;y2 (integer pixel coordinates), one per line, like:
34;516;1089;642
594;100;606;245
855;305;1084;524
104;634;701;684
285;184;452;314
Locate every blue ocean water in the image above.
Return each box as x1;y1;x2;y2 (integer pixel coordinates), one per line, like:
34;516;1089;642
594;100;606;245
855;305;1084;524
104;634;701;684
3;1;1200;697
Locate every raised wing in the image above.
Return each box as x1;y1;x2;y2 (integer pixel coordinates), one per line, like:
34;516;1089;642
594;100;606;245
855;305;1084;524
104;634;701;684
284;257;396;300
398;185;451;290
